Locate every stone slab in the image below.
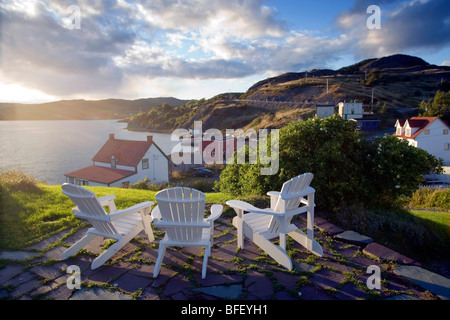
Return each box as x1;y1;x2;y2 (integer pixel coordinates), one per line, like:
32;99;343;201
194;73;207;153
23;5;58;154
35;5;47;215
363;243;420;266
314;217;344;235
69;287;132;300
394;265;450;300
0;265;25;285
385;294;419;300
0;251;40;261
335;230;373;246
193;285;243;299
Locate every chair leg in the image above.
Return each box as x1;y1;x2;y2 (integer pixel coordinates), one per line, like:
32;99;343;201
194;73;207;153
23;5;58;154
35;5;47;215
90;225;143;270
142;214;155;243
252;232;293;270
202;246;211;279
62;230;97;260
288;228;323;257
91;240;123;270
153;243;167;278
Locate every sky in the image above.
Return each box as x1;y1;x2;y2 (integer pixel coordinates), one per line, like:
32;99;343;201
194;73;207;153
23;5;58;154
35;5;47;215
0;0;449;103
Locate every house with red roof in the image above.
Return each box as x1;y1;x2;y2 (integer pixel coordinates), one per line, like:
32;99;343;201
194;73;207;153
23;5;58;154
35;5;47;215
393;117;450;166
65;134;169;187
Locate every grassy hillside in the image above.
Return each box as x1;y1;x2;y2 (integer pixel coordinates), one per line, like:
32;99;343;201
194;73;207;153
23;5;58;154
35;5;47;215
0;180;234;250
0;97;190;121
127;54;450;132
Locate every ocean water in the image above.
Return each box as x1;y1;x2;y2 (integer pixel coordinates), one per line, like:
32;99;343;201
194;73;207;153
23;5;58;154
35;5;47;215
0;120;178;185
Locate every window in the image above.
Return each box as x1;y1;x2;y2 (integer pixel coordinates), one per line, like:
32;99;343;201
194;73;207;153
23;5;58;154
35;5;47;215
142;158;149;170
76;179;88;186
69;177;74;184
445;143;449;150
122;181;130;188
444;129;449;135
424;129;430;135
405;128;411;137
111;156;117;168
396;127;402;135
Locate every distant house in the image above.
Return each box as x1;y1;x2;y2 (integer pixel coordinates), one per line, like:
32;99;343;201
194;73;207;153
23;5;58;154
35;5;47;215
201;138;238;164
393;117;450;166
316;105;335;119
350;117;381;132
338;102;364;120
65;134;170;187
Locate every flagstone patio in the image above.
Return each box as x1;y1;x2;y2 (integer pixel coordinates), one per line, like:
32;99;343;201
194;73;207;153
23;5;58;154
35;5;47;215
0;213;448;300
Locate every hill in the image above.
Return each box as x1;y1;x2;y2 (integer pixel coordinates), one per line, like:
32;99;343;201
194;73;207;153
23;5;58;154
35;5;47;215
127;54;450;132
0;97;190;120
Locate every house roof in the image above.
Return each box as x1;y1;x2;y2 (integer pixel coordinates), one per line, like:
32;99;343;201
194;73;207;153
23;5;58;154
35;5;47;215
393;116;444;139
65;166;136;185
92;134;153;167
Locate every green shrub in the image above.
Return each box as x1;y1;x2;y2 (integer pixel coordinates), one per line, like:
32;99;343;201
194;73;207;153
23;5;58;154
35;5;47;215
217;116;442;211
0;169;40;193
186;179;215;193
408;188;450;211
130;177;172;191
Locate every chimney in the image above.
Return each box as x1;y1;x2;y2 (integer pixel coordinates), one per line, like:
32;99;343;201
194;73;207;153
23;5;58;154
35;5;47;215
109;133;115;140
147;136;153;144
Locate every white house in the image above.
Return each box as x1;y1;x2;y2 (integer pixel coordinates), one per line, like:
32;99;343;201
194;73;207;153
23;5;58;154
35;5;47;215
316;105;335;119
393;117;450;166
65;134;170;187
338;102;364;120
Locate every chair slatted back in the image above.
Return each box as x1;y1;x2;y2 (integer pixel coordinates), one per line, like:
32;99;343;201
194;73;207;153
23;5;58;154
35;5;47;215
62;183;118;236
267;173;314;234
155;187;206;243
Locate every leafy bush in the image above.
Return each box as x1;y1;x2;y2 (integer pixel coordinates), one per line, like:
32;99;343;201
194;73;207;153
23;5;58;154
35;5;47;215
408;188;450;211
0;169;40;193
216;116;442;211
329;206;447;261
130;177;172;191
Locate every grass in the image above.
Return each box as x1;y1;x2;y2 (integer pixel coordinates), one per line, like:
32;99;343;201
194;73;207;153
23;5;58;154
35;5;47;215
0;180;234;251
1;170;448;266
408;210;450;243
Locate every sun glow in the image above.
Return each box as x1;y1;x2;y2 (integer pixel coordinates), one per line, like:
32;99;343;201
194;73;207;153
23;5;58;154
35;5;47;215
0;82;56;103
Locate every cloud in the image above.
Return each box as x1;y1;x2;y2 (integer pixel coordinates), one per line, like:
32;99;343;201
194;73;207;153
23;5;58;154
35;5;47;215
336;0;450;58
1;0;448;101
1;0;290;99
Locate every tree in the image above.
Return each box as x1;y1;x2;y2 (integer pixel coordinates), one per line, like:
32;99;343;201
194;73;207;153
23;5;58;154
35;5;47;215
217;116;442;211
362;135;443;205
419;90;450;120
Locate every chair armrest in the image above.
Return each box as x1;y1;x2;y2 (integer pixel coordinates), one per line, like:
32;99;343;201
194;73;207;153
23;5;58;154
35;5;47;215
107;201;154;221
98;195;116;204
98;195;117;212
151;205;161;222
226;200;283;216
206;204;223;222
267;191;280;197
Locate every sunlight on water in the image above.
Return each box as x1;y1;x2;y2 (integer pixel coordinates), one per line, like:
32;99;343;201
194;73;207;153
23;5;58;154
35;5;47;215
0;120;178;185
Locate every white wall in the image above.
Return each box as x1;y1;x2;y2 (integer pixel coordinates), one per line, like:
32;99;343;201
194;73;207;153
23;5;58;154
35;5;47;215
414;119;450;165
109;144;169;187
338;102;363;120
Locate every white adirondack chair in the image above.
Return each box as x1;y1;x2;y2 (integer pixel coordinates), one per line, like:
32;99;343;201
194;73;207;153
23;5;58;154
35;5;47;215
151;187;223;279
61;183;154;270
226;173;323;271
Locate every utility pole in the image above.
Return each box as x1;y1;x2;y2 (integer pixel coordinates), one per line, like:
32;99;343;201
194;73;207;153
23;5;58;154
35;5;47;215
371;88;374;112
